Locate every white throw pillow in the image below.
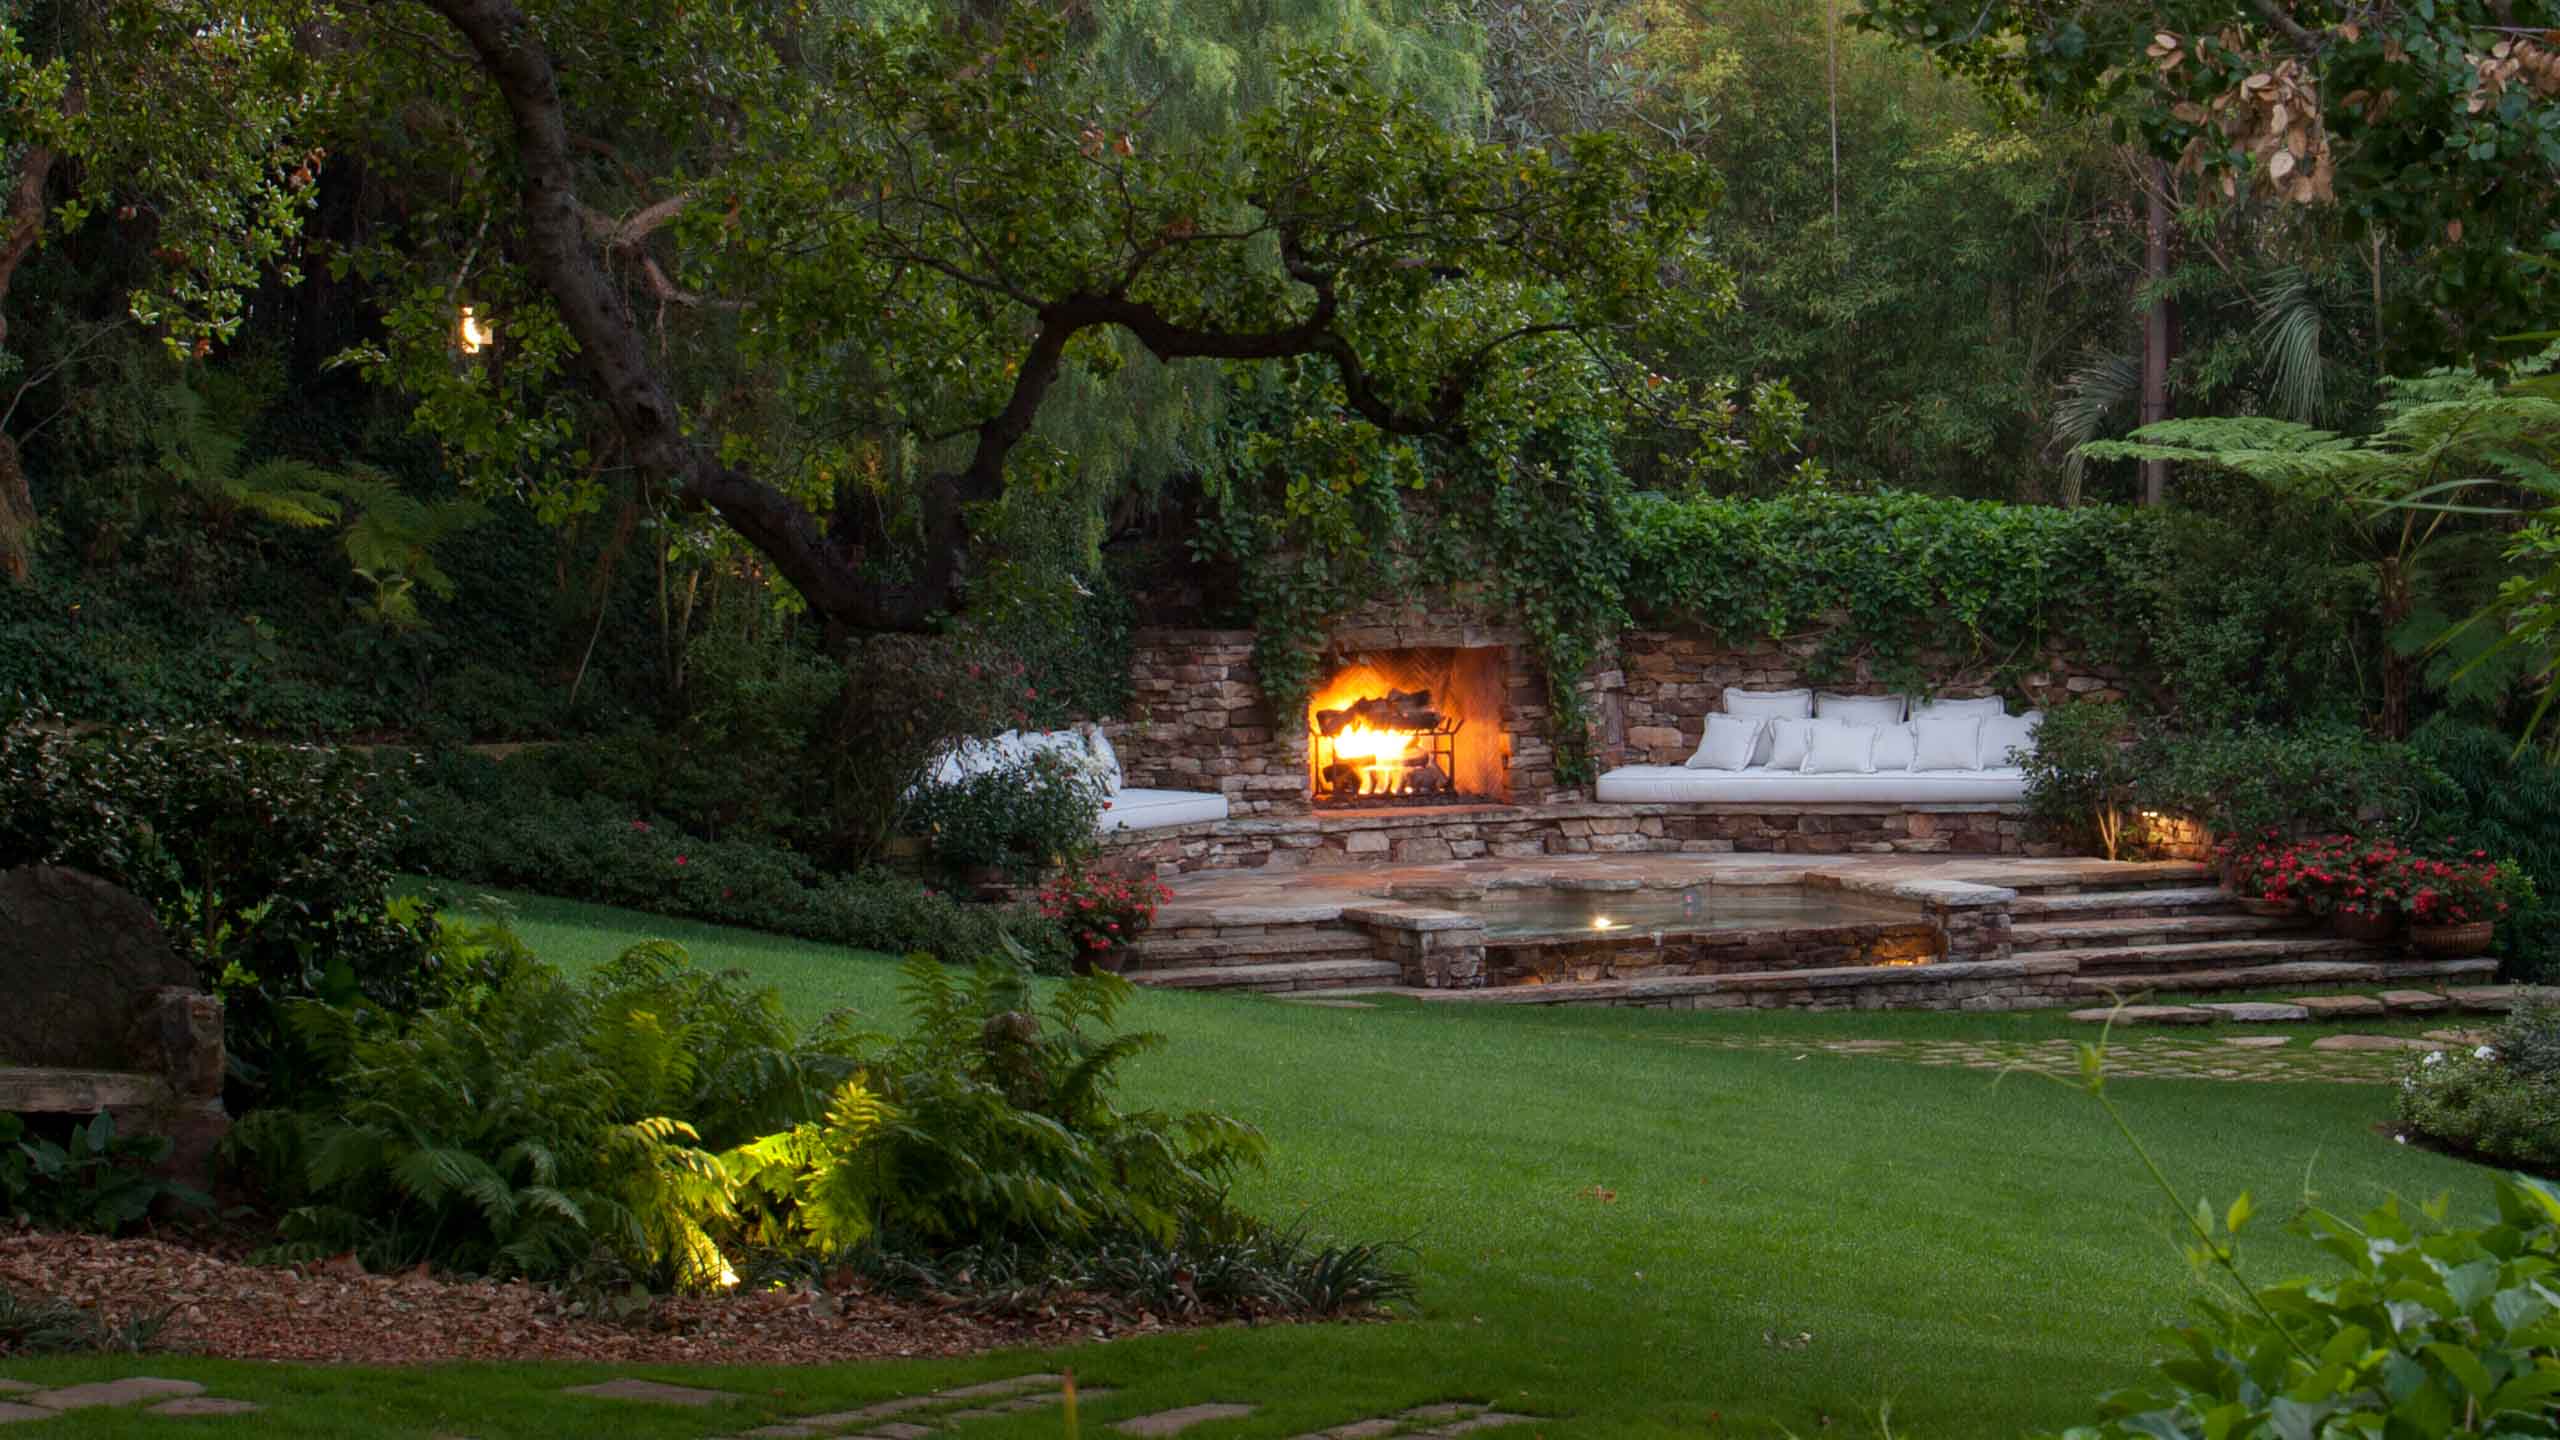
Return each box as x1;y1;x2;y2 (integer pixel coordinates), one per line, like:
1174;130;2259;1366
1977;709;2043;769
1722;687;1813;719
1815;692;1908;726
1911;715;1984;771
1800;719;1878;775
1868;722;1917;771
1763;716;1815;771
1082;724;1125;795
1910;694;2007;722
1722;688;1813;766
1685;713;1766;771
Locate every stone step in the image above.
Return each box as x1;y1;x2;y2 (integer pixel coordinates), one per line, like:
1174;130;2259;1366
1992;861;2215;896
2061;956;2499;997
1120;927;1375;970
2010;913;2310;952
2008;887;2235;920
2040;936;2376;977
1129;957;1407;992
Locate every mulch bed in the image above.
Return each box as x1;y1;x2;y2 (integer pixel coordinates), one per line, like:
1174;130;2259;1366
1;1228;1199;1366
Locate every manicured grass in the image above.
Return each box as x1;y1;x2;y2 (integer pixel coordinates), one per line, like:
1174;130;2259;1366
4;891;2508;1438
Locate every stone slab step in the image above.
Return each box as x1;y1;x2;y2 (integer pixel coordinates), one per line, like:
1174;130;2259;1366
2043;936;2375;976
2010;913;2310;952
2009;887;2235;920
2062;959;2500;997
1121;928;1376;969
1412;955;2076;1007
1991;862;2214;895
1130;958;1406;992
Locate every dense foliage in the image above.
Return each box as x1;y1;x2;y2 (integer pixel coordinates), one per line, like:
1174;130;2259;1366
905;752;1106;885
2396;997;2560;1173
236;941;1282;1293
2052;1174;2560;1439
396;750;1069;971
0;713;437;1097
0;1112;208;1236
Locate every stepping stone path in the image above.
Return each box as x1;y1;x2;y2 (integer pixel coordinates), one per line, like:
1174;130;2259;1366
569;1372;1533;1440
0;1376;263;1424
2312;1034;2438;1053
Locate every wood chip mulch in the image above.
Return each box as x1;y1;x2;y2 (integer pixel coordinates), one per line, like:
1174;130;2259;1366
1;1229;1192;1366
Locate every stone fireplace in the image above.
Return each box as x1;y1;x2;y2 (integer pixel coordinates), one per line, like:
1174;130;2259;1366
1120;602;1587;820
1307;648;1513;807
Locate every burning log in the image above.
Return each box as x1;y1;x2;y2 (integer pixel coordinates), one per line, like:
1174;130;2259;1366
1315;688;1441;737
1322;762;1367;799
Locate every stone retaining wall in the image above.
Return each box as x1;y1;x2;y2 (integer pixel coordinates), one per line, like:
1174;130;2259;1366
1098;800;2039;875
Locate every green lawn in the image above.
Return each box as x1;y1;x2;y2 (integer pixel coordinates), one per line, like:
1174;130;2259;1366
3;889;2508;1438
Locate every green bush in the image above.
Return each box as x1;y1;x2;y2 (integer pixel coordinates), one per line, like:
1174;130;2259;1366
2050;1175;2560;1439
2395;996;2560;1171
2140;723;2446;842
0;714;439;1099
905;750;1106;883
397;748;1069;969
0;1112;209;1236
2021;700;2152;859
2409;719;2560;981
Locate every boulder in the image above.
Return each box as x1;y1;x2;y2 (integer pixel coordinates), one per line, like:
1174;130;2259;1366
0;866;194;1070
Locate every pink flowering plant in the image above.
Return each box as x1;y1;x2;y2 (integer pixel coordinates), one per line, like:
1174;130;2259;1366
2382;850;2510;928
1037;863;1171;969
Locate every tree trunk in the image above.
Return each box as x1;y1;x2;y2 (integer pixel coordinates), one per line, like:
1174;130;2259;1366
0;140;58;583
2139;158;2174;507
2377;556;2412;740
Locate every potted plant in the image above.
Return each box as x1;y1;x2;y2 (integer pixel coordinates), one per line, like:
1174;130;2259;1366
2284;834;2400;940
2394;850;2508;956
2220;832;2303;915
1037;862;1172;975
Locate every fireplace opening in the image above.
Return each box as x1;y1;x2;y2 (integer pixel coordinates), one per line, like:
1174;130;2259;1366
1307;648;1510;808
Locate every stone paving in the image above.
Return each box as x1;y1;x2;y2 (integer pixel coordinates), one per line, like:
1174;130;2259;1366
555;1370;1537;1440
0;1376;262;1424
1668;1030;2477;1084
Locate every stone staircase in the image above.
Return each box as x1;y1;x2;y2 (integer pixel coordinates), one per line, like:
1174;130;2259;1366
2007;869;2498;999
1120;921;1404;993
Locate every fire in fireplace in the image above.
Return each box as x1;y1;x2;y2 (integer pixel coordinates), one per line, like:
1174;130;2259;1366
1306;650;1510;808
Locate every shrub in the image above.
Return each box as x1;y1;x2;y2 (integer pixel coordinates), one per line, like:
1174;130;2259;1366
2021;700;2150;859
905;750;1105;883
0;1112;209;1235
396;748;1069;969
2394;995;2560;1172
0;713;438;1098
2408;718;2560;980
1036;863;1170;971
2141;724;2444;841
2048;1175;2560;1439
812;634;1047;867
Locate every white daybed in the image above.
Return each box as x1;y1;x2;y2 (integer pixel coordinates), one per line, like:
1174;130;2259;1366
1593;688;2038;807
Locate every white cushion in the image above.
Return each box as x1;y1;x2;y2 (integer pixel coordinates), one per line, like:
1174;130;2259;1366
1800;719;1877;774
1723;688;1811;765
1685;713;1766;772
1722;687;1813;719
1868;722;1917;771
1096;788;1229;832
1592;765;2028;805
1978;710;2043;769
1911;715;1983;772
1911;694;2007;722
1762;716;1814;771
1815;692;1907;726
1081;725;1124;795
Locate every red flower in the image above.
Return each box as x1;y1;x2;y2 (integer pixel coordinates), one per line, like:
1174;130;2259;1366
675;855;689;867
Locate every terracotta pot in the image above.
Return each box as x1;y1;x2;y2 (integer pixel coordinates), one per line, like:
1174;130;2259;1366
1074;948;1129;978
2236;897;2302;918
2409;920;2495;957
2331;910;2398;943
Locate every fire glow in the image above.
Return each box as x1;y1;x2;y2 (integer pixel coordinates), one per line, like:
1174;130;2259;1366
1326;722;1428;796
